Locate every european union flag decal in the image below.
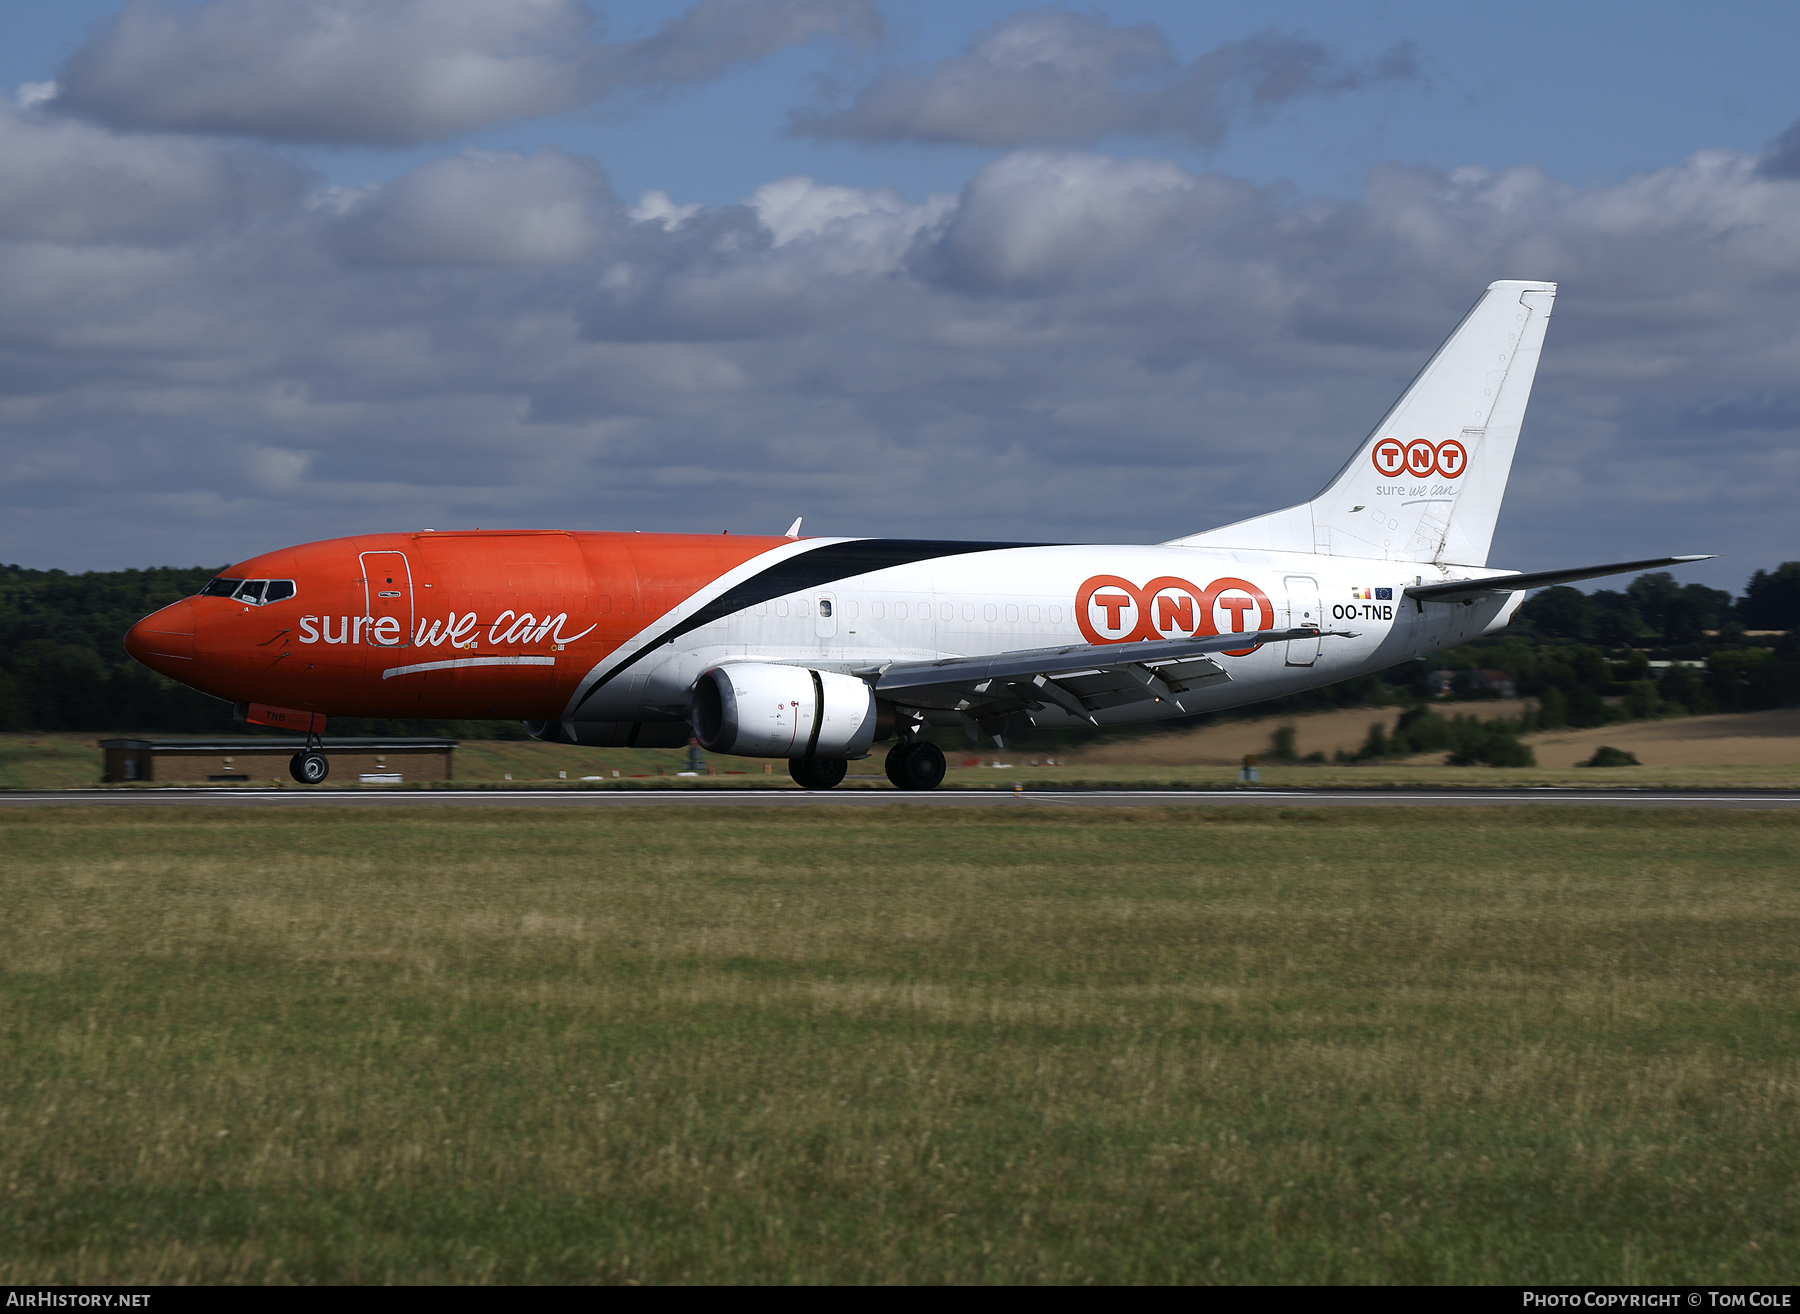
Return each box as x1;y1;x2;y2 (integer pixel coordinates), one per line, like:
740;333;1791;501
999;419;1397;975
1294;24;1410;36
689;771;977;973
1375;587;1393;600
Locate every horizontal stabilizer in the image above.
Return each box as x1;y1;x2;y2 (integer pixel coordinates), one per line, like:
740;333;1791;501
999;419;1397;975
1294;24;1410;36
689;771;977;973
1404;555;1715;603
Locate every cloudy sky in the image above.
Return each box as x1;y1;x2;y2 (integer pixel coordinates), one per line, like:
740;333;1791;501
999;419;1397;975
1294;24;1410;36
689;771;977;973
4;0;1798;589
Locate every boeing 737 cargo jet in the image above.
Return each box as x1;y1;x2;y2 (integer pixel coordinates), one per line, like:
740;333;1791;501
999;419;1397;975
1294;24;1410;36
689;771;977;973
125;281;1709;789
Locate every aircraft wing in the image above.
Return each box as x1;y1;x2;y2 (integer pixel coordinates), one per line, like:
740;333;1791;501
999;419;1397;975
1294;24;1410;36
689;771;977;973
868;628;1353;726
1403;555;1715;604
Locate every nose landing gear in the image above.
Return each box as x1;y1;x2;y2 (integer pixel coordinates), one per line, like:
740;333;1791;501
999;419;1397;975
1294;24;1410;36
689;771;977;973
288;732;329;784
883;739;946;791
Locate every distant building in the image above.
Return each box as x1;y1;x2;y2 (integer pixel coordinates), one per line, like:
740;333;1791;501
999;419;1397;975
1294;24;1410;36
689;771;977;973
99;738;457;784
1474;669;1516;698
1428;669;1516;698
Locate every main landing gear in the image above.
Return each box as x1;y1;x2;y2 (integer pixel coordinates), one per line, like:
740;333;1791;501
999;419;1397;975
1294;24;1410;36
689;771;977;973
288;732;329;785
884;739;946;791
789;756;848;790
784;739;948;792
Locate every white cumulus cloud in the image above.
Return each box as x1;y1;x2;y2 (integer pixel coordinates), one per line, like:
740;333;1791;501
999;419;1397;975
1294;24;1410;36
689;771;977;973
790;9;1420;147
53;0;878;146
334;148;615;266
0;102;303;244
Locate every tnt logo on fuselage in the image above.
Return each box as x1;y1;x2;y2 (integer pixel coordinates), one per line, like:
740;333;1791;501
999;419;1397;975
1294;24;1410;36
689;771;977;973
1076;575;1273;657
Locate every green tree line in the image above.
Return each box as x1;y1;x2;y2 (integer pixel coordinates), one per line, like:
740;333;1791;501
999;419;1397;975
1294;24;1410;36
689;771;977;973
1509;562;1800;647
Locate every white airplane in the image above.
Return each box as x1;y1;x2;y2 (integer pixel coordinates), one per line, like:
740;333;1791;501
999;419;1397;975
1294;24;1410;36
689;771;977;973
126;279;1710;788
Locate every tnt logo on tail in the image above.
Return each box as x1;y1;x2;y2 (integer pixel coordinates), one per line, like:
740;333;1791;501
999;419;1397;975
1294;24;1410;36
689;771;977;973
1373;438;1467;479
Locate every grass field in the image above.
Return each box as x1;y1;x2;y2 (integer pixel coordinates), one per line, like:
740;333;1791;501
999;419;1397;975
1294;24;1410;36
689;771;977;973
3;805;1797;1284
1073;707;1800;773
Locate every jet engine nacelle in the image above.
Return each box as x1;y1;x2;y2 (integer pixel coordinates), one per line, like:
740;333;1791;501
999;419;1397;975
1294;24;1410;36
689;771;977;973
690;663;876;759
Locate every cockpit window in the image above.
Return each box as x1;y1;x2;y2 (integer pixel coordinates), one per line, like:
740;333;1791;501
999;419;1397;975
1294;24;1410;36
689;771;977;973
199;577;296;605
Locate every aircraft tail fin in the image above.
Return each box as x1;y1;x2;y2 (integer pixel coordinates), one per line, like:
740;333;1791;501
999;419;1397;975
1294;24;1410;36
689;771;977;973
1167;280;1556;566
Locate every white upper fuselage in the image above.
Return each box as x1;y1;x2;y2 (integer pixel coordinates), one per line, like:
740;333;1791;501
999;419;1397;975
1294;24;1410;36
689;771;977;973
589;541;1519;728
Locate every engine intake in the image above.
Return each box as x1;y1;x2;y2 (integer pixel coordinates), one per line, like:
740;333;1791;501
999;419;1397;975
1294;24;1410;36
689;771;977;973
690;663;876;758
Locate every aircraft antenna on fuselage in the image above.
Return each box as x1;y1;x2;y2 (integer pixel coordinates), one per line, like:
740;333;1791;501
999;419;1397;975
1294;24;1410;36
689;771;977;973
784;517;803;539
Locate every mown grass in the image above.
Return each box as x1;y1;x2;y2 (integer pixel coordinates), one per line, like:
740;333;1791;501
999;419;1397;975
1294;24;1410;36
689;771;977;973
0;736;117;790
930;761;1800;790
2;806;1797;1284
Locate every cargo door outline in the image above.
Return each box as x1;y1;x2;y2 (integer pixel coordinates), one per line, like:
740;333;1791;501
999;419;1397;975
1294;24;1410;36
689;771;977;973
360;551;414;647
1283;575;1321;667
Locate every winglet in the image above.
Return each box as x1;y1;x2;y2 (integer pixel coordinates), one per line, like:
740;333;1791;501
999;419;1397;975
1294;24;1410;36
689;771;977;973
784;517;802;539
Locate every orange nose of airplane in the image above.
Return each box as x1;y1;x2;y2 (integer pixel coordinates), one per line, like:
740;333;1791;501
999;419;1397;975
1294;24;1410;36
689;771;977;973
124;598;197;678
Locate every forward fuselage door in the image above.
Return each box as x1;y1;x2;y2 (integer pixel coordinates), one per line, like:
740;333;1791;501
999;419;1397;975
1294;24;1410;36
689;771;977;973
1283;575;1321;667
360;551;414;647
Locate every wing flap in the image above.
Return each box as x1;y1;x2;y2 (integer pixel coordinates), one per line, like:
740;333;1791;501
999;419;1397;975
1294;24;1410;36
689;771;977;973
872;627;1351;723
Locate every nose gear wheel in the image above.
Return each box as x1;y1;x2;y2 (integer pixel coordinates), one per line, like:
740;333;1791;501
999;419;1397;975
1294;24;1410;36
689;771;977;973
288;749;329;784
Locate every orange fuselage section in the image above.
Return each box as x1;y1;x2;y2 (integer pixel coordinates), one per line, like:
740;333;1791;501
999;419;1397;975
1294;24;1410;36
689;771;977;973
124;530;787;720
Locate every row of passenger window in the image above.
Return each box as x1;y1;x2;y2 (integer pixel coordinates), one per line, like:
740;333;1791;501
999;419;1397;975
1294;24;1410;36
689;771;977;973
745;598;1066;624
198;577;297;605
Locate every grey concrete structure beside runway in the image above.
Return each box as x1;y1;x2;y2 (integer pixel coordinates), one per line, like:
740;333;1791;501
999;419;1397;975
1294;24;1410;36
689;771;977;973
2;787;1798;809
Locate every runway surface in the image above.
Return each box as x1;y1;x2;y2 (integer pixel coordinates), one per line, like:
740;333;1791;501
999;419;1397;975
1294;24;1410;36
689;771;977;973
4;787;1799;809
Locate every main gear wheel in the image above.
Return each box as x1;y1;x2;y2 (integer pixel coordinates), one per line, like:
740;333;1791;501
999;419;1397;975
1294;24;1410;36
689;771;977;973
883;740;946;791
788;756;848;790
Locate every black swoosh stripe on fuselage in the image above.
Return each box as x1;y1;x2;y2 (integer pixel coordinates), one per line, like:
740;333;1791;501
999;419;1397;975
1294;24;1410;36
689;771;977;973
569;537;1053;717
